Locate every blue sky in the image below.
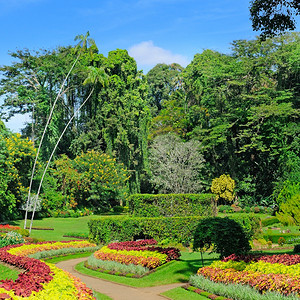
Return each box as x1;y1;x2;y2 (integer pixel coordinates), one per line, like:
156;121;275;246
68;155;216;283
0;0;298;131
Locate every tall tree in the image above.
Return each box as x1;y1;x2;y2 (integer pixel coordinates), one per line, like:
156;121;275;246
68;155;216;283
71;49;151;192
250;0;300;38
149;133;205;193
146;63;183;115
152;33;299;203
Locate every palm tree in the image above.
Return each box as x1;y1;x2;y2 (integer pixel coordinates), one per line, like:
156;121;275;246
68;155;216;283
28;66;108;233
24;32;96;230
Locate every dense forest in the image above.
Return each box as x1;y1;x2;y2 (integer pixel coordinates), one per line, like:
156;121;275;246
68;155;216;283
0;32;299;220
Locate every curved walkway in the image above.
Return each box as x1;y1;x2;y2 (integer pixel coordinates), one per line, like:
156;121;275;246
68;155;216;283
56;257;184;300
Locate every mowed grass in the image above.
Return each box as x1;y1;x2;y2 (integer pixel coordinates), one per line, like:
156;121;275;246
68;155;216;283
9;215;124;241
0;263;20;281
161;287;208;300
75;251;218;287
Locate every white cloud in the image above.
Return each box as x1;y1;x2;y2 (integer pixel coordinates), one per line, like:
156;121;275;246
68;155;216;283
128;41;189;68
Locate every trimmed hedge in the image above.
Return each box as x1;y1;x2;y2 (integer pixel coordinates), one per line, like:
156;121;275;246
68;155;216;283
128;193;214;217
263;233;300;244
88;216;202;245
88;214;260;245
261;216;280;227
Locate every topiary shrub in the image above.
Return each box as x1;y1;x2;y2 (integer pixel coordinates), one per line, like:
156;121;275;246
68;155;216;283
193;217;251;258
293;244;300;253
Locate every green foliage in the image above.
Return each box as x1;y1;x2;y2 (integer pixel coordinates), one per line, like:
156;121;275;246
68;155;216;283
211;174;235;203
0;33;299;210
193;217;251;258
263;232;300;244
249;0;299;38
0;231;25;248
87;254;150;276
276;181;300;207
146;63;184;115
51;150;129;212
88;216;204;245
218;205;234;213
16;228;30;237
277;194;300;225
88;214;258;248
228;214;261;240
129;193;214;217
148;133;206;193
190;274;299;300
112;206;126;213
0;130;36;220
261;216;280;227
293;244;300;253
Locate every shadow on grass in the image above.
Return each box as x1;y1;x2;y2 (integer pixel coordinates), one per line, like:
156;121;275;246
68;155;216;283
166;252;219;283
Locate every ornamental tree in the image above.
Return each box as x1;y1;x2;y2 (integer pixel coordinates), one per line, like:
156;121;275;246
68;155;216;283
211;174;235;204
193;217;251;258
52;150;129;211
149;133;205;194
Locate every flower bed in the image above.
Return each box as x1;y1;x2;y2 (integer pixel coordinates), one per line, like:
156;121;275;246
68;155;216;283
107;239;181;262
0;225;21;233
0;240;97;299
196;253;300;296
90;239;181;272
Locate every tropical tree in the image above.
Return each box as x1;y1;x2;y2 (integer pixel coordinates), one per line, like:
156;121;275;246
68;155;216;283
250;0;299;38
52;151;129;212
146;63;184;114
0;122;36;220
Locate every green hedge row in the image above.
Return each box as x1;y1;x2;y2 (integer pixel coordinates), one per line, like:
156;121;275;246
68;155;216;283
88;214;261;245
128;193;214;217
261;216;280;227
88;216;202;245
263;233;300;244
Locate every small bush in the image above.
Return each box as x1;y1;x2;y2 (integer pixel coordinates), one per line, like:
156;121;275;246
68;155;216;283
218;205;233;213
0;231;25;248
193;217;251;258
293;244;300;253
277;237;286;246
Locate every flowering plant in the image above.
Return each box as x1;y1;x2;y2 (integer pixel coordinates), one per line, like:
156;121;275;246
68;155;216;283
0;240;97;299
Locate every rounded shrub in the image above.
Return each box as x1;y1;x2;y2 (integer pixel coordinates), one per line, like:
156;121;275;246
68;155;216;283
193;217;251;258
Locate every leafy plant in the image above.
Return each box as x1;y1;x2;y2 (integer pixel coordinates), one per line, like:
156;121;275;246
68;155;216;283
87;254;150;276
129;193;214;217
0;232;25;248
193;217;251;258
211;174;235;204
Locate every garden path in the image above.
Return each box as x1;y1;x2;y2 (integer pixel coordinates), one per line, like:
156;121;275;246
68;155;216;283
56;257;184;300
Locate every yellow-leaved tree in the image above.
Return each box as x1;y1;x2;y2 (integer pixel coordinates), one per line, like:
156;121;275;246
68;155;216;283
211;174;235;203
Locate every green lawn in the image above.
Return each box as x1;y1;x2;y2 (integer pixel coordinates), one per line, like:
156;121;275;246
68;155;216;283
161;287;208;300
0;263;20;281
9;215;124;241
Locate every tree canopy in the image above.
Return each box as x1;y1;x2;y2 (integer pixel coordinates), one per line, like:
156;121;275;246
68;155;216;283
250;0;300;38
0;32;299;220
